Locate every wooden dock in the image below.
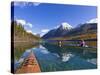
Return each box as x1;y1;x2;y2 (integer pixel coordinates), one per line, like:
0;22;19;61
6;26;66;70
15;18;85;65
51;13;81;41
16;51;41;73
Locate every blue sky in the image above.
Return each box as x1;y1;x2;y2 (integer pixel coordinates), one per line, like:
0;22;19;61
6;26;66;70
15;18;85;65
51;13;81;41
11;2;97;36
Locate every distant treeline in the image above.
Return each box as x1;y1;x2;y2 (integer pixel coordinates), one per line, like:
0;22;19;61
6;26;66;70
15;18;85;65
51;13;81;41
11;21;41;43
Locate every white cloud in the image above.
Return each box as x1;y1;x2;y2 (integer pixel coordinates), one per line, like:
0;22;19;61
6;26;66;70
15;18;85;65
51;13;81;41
16;19;33;28
16;19;26;26
40;29;49;37
62;53;74;62
26;22;33;28
33;33;37;35
15;19;34;35
26;30;33;33
41;29;49;33
39;45;49;54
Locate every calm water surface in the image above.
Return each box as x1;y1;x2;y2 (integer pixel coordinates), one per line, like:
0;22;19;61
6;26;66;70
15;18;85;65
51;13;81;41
14;43;97;72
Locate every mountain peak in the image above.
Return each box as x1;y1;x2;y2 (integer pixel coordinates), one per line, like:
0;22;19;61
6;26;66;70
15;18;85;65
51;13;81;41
60;22;73;30
86;18;97;24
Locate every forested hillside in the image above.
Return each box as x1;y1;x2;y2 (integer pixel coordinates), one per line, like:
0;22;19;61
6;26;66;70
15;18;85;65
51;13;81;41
11;21;40;43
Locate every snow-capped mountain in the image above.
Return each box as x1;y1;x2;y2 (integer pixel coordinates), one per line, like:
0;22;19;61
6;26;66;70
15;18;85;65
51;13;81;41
86;18;97;24
58;22;73;30
42;19;97;39
42;22;73;38
76;18;97;28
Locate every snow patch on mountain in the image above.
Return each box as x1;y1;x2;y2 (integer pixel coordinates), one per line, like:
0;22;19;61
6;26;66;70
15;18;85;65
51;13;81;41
60;22;73;30
54;22;73;30
86;18;97;24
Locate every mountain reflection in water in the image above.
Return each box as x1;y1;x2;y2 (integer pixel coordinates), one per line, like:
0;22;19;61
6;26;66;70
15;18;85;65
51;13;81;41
14;42;97;72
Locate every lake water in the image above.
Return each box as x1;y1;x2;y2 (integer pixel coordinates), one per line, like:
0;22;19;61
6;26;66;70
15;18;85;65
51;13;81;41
14;43;97;72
